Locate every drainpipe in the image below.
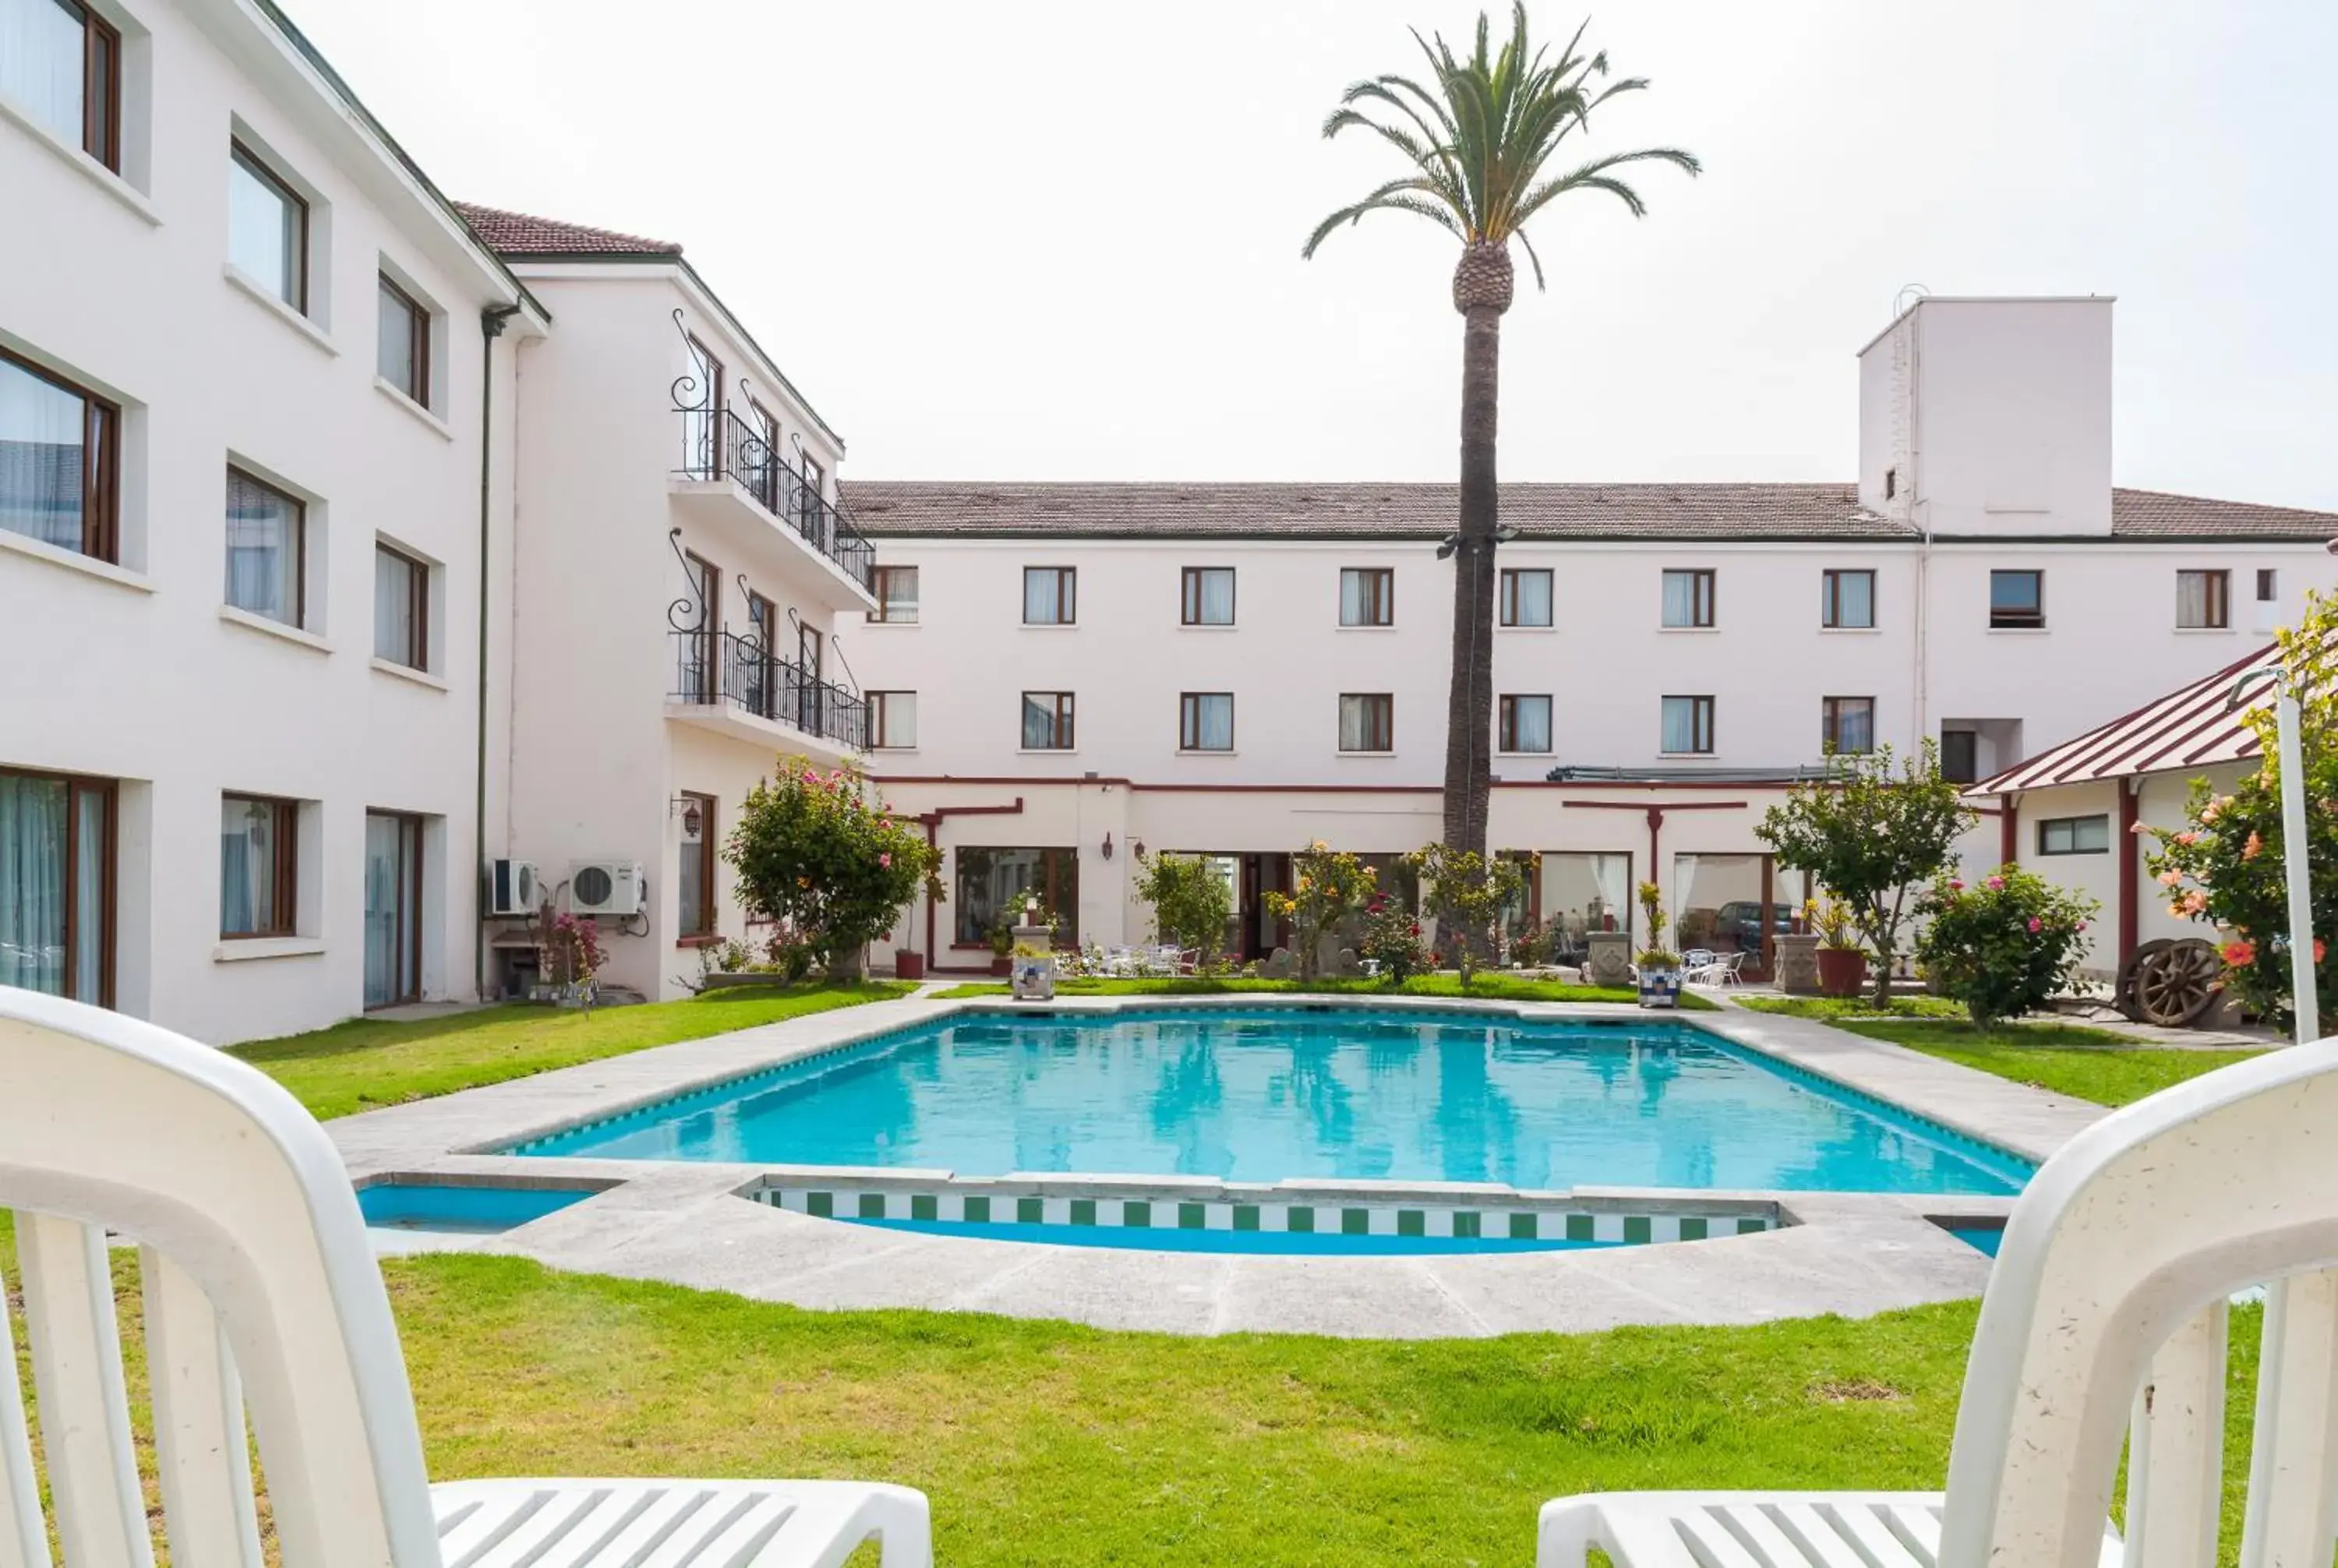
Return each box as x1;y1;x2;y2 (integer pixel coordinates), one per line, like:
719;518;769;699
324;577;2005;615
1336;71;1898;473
474;304;520;1001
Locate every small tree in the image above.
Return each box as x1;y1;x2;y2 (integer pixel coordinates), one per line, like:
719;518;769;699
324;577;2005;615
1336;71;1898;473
1358;892;1431;984
1757;742;1976;1006
726;756;942;979
1915;867;2097;1026
1409;843;1527;989
1133;851;1233;962
1262;842;1377;980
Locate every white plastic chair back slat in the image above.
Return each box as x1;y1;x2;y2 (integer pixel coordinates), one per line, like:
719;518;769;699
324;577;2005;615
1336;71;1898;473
142;1248;267;1568
2239;1270;2338;1568
0;1249;53;1568
15;1213;154;1568
2121;1301;2228;1568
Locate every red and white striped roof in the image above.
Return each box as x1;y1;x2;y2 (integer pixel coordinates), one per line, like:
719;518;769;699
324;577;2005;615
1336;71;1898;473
1971;643;2277;796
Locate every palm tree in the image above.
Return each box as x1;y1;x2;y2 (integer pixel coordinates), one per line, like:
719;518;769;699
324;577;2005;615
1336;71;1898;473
1304;4;1697;864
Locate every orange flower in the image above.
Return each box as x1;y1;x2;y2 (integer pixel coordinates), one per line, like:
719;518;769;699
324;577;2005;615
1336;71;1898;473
2243;832;2264;860
2222;938;2256;966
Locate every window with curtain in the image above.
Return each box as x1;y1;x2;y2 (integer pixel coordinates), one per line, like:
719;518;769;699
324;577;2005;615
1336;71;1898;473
2;0;116;168
376;274;429;407
1822;569;1875;629
220;793;296;938
2177;570;2230;630
870;691;917;748
1339;567;1393;627
872;565;920;623
1661;569;1715;628
1181;567;1235;626
1499;568;1552;627
0;767;112;1004
1338;693;1393;751
228;141;307;309
1821;696;1874;754
362;811;421;1008
1543;851;1632;959
1023;566;1075;624
1660;695;1715;754
1022;691;1075;749
224;466;303;627
373;543;427;668
1180;692;1234;750
1499;694;1552;753
0;348;118;560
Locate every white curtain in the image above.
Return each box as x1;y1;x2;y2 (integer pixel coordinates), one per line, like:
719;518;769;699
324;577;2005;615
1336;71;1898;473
1830;570;1874;628
0;355;87;550
878;691;917;748
0;0;85;149
0;774;67;994
1190;694;1233;750
1661;570;1701;627
1340;570;1375;625
2177;571;2211;628
1195;569;1234;624
1509;570;1552;627
374;546;417;662
1022;569;1064;623
1022;694;1058;748
1509;696;1552;753
224;471;298;623
220;797;276;935
1339;695;1385;750
1661;697;1707;754
1832;700;1874;753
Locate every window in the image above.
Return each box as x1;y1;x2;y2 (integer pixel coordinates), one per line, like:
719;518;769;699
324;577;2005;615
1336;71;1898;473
1660;695;1715;754
2037;814;2111;856
1023;566;1075;625
955;846;1079;946
1340;567;1393;627
677;791;716;938
1022;690;1075;750
796;453;827;530
2177;569;2230;630
0;766;114;1005
1338;693;1393;752
1989;570;2044;629
224;467;304;627
1822;569;1875;629
362;811;422;1008
228;142;307;311
1661;568;1715;628
372;544;428;669
1180;692;1234;751
2259;569;2280;603
676;552;719;702
1181;567;1235;626
220;793;297;938
681;335;724;477
871;564;920;623
0;347;118;560
1821;697;1875;754
1941;729;1979;785
376;274;430;407
870;690;917;749
1884;468;1897;500
5;0;117;168
1499;694;1552;754
1499;567;1553;627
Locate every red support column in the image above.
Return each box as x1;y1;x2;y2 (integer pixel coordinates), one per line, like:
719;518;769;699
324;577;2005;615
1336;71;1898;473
2118;782;2140;967
1999;793;2018;868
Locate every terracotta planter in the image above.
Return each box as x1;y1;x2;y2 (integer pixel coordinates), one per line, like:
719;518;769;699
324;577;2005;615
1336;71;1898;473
1817;947;1869;999
893;951;924;981
990;955;1012;977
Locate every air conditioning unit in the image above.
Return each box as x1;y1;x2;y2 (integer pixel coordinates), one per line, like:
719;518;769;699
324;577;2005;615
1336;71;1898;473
569;860;645;918
485;859;541;916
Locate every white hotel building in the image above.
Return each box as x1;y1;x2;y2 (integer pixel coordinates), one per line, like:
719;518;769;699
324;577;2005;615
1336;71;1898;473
5;2;2335;1039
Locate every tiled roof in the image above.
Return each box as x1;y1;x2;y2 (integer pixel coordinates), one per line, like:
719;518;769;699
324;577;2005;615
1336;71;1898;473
1970;642;2276;796
454;202;681;257
842;481;2338;542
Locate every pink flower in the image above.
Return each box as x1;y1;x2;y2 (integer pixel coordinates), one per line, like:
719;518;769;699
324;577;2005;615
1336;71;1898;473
2244;832;2264;861
2181;891;2209;915
878;852;892;868
1948;879;1964;892
2078;920;2090;931
802;768;820;785
2129;821;2153;835
2027;916;2043;934
2175;832;2198;846
2201;800;2220;823
2157;869;2181;888
1985;875;2005;892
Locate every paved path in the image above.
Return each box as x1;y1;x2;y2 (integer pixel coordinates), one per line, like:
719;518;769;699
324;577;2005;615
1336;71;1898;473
336;992;2110;1339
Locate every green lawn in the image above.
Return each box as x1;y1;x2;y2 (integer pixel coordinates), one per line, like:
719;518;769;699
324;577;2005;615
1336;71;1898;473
228;983;910;1119
1734;994;1970;1022
931;973;1718;1010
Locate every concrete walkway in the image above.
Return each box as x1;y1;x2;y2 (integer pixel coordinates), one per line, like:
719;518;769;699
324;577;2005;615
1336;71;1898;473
333;992;2109;1339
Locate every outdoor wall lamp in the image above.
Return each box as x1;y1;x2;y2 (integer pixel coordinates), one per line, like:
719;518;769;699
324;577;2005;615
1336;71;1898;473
1133;840;1146;860
1101;832;1114;860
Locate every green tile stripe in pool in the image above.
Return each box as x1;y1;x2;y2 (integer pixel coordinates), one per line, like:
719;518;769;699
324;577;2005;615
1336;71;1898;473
510;1005;2035;1197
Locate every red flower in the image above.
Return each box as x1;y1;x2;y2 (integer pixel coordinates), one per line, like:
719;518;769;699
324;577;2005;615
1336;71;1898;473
1409;922;1421;936
2222;938;2257;967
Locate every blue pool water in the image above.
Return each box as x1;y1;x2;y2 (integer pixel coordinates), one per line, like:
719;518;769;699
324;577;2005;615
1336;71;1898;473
357;1182;594;1234
511;1007;2031;1196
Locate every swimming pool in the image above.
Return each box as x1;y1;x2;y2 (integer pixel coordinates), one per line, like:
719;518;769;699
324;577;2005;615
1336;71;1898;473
509;1005;2031;1196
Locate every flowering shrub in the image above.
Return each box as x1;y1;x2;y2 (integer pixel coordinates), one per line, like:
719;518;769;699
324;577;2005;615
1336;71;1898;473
1408;844;1529;987
1133;851;1233;961
540;911;605;1003
1262;842;1377;980
1358;892;1430;983
1913;867;2096;1026
726;756;942;978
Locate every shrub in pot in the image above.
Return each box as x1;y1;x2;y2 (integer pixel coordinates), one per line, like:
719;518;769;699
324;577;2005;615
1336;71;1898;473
1633;880;1682;1008
1806;894;1868;999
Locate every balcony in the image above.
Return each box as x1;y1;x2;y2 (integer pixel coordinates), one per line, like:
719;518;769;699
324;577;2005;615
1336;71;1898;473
666;627;868;755
671;406;878;609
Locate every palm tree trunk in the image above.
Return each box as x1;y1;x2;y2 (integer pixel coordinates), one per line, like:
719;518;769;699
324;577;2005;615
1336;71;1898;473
1441;302;1501;860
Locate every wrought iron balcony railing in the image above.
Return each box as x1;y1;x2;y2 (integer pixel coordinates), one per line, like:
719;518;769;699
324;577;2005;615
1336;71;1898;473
670;627;869;752
676;405;877;592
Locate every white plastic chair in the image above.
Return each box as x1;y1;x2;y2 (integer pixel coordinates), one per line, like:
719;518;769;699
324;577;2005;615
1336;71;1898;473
0;987;932;1568
1540;1033;2338;1568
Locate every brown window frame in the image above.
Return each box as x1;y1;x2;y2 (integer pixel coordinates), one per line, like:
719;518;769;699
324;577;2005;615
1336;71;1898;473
2258;568;2280;603
48;0;122;168
682;550;721;700
1821;568;1876;629
1023;565;1077;625
375;542;429;669
1821;696;1876;754
376;273;431;408
1662;694;1716;755
224;464;306;628
1499;694;1552;754
869;690;916;749
1179;691;1234;751
230;140;309;313
1498;567;1552;627
2177;569;2230;630
871;564;920;623
1340;567;1394;627
1021;690;1076;750
1662;568;1717;629
220;793;299;940
0;765;115;1007
679;791;719;940
1180;566;1236;626
1338;692;1394;753
0;344;120;563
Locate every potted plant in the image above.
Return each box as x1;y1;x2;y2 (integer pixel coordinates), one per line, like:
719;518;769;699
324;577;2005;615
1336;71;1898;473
986;912;1015;976
1633;880;1682;1008
892;948;925;981
1808;892;1867;999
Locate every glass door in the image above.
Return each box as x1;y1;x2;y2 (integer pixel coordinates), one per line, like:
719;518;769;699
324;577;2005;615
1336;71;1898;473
0;768;111;1005
363;811;422;1008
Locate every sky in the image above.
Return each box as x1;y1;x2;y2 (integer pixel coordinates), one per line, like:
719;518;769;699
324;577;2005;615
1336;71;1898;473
291;0;2336;507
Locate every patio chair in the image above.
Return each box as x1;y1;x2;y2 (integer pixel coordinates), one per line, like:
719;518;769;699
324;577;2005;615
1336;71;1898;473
0;987;932;1568
1539;1033;2338;1568
1708;950;1748;987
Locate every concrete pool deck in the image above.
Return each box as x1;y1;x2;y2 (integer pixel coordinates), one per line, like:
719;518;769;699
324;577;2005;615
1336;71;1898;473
330;991;2110;1338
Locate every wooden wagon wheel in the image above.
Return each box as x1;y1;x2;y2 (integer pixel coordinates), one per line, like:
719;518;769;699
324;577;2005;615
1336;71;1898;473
2131;938;2223;1027
2114;938;2171;1022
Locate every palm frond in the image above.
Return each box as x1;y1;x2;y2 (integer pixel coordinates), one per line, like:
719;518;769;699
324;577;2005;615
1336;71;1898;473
1301;192;1464;259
